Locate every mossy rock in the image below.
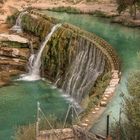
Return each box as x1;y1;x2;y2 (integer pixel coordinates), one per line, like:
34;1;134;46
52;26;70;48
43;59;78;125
6;11;20;27
0;41;29;48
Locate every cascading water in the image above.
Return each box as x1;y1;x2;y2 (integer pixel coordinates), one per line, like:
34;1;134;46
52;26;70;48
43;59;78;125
19;24;61;81
13;11;105;104
11;11;27;33
55;39;105;103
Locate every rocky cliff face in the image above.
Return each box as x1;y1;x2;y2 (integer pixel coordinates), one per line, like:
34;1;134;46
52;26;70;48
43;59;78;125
0;34;30;86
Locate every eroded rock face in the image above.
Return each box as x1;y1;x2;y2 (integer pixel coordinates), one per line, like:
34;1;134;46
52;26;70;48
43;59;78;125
0;56;26;71
0;47;29;59
0;69;23;87
0;34;30;86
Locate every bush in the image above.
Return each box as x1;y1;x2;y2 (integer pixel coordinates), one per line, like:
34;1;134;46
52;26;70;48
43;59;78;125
111;70;140;140
80;72;111;118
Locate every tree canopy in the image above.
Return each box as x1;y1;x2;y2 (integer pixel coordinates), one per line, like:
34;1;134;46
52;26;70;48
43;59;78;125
116;0;140;19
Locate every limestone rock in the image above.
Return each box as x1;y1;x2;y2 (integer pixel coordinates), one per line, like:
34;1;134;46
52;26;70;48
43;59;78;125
0;33;29;44
0;47;30;59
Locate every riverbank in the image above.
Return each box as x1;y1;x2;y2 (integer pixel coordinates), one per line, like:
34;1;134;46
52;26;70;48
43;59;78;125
0;0;140;28
30;0;140;27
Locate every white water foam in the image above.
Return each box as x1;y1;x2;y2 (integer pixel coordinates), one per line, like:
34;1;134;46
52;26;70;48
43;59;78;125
11;11;28;33
18;24;61;81
61;93;81;110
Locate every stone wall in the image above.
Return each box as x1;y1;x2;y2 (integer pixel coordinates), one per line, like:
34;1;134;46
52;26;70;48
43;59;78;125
37;125;96;140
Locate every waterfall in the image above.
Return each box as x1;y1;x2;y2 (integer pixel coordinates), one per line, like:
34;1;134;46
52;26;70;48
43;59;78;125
19;24;61;81
11;11;27;33
55;39;105;103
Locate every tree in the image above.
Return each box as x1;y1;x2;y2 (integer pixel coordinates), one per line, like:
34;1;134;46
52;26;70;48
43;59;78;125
116;0;140;19
111;71;140;140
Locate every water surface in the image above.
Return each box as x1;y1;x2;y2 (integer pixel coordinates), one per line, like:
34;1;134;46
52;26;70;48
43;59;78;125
0;80;69;140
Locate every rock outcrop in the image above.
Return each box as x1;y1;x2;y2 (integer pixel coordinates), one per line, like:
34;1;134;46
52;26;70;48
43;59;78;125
0;34;30;86
0;33;29;43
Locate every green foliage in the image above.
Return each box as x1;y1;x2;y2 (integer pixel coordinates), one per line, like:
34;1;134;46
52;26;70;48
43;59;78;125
48;6;81;14
21;14;53;41
6;12;19;27
39;114;71;130
116;0;140;19
13;113;73;140
80;72;111;118
111;70;140;140
128;71;140;97
91;72;111;97
93;10;107;17
0;41;29;48
116;0;127;14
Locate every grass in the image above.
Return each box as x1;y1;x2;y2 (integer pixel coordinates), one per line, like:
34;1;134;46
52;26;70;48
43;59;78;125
13;114;75;140
13;124;36;140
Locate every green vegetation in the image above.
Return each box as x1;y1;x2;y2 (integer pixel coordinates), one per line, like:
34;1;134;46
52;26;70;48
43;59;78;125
6;12;19;27
13;114;73;140
80;72;111;118
47;7;113;17
93;10;107;17
48;6;81;14
0;41;29;48
39;114;72;130
111;70;140;140
116;0;140;19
